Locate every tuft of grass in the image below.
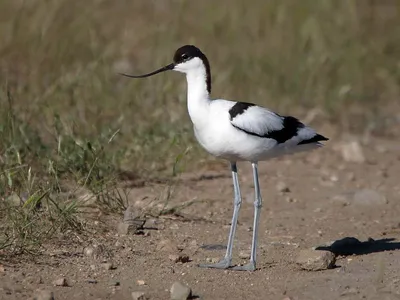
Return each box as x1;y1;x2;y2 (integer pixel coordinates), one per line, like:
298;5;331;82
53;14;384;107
0;90;125;254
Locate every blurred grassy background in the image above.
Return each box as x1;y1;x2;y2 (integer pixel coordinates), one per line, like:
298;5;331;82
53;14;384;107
1;0;400;174
0;0;400;252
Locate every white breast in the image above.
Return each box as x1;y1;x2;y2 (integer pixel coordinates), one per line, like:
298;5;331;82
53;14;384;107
191;100;279;161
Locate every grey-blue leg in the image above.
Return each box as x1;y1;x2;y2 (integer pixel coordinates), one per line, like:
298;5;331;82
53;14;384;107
198;162;242;269
231;162;262;271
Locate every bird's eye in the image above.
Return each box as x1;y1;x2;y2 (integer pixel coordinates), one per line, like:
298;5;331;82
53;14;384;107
181;53;189;59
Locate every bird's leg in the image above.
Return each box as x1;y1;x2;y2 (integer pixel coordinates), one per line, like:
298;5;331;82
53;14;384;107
198;162;242;269
231;162;261;271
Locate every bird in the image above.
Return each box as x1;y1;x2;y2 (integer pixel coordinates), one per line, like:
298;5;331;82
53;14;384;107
120;45;328;271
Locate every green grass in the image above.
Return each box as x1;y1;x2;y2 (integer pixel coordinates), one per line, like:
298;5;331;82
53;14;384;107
1;0;400;254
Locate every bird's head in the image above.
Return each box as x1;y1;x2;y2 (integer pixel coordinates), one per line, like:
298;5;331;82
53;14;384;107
119;45;210;77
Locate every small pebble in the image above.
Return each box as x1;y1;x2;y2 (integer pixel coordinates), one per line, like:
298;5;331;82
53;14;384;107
169;223;179;230
52;277;68;287
132;291;148;300
144;218;164;229
83;246;96;257
137;280;146;286
117;222;141;235
87;279;98;284
5;193;23;207
330;175;338;182
296;249;336;271
170;281;192;300
101;262;115;270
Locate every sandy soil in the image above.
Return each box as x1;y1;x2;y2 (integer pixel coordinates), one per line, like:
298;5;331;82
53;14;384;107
1;136;400;300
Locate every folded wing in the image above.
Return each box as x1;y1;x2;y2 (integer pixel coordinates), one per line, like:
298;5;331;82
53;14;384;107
228;102;328;145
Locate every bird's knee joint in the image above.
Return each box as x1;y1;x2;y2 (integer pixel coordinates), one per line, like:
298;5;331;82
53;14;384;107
234;194;242;204
253;201;262;208
234;199;242;206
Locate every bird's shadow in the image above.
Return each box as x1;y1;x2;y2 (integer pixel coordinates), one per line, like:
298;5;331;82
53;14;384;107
315;237;400;256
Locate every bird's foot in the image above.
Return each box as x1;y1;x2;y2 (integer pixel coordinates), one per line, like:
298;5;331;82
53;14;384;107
230;261;256;271
198;257;232;269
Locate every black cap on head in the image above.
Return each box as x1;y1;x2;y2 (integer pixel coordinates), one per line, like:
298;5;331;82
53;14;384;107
173;45;211;93
173;45;206;64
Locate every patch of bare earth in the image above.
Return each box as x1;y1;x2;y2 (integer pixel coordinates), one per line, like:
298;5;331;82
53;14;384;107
1;136;400;300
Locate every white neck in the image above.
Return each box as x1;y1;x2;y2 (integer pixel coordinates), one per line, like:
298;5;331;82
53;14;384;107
185;66;210;126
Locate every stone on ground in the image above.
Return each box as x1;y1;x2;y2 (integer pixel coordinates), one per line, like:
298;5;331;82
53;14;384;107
132;291;148;300
52;277;68;287
170;281;192;300
117;222;141;235
101;262;115;270
296;249;336;271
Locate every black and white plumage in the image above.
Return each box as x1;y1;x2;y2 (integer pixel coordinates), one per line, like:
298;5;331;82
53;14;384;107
229;101;326;144
121;45;328;272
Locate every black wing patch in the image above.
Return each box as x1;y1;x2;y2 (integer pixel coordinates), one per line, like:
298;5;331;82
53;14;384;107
229;102;256;120
298;134;329;145
267;116;304;143
231;115;304;144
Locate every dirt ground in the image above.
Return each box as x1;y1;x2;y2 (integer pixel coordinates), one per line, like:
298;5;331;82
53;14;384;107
1;135;400;300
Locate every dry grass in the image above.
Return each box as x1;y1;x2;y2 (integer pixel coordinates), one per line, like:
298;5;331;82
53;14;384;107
1;0;400;253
